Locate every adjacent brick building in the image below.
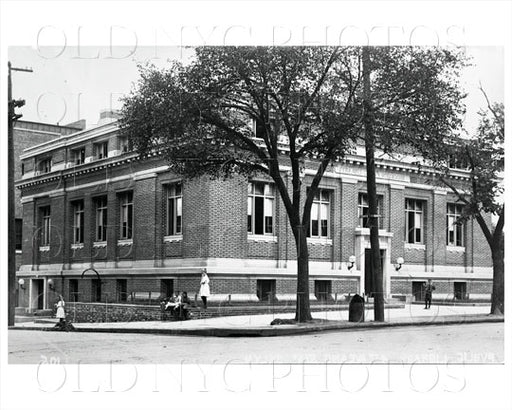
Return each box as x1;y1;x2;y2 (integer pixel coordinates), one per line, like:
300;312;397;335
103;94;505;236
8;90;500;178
15;119;493;311
13;120;85;271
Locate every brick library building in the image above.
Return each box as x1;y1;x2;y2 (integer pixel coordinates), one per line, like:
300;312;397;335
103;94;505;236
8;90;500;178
15;118;493;311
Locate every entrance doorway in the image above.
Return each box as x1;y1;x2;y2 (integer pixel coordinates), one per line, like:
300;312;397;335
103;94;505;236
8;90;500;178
454;282;467;300
161;279;174;299
117;279;128;302
31;279;44;310
364;249;385;297
257;279;276;302
314;280;332;301
412;281;425;301
69;279;79;302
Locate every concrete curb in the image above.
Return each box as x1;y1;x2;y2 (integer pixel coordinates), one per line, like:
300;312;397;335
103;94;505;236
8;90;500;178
9;314;503;337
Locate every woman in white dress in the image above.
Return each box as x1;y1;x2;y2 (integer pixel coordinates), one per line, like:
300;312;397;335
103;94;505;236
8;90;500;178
55;294;66;323
199;269;210;309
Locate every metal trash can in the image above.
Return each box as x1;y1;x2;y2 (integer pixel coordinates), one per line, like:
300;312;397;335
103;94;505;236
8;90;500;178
349;294;365;322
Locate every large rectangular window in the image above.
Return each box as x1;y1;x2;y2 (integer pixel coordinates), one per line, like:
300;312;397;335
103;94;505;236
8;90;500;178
72;147;86;165
119;192;133;240
118;136;132;153
166;183;183;236
308;189;330;238
15;218;22;250
38;158;52;174
95;141;109;159
405;199;424;244
447;203;464;246
358;193;383;229
72;200;85;244
95;196;108;242
40;206;51;246
247;182;274;235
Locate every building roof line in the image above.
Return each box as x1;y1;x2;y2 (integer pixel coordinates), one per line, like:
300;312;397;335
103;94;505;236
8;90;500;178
20;121;119;159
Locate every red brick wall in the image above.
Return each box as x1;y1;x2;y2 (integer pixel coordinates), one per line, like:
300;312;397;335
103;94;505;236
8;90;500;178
340;181;357;261
133;177;157;260
389;187;405;262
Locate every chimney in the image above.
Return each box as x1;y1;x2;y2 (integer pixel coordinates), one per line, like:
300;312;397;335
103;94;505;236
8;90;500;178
98;109;121;125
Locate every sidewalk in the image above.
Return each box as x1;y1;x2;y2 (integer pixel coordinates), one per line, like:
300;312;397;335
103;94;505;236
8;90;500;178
11;304;502;337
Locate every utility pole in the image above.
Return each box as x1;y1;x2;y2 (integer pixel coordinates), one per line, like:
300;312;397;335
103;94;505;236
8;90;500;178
8;62;33;327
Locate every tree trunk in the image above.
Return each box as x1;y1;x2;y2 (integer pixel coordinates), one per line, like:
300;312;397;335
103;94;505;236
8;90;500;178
294;226;312;322
490;230;504;315
362;46;385;322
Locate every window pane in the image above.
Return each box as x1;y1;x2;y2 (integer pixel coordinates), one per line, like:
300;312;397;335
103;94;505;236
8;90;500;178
408;212;415;243
168;198;175;235
176;197;182;217
320;203;328;237
247;197;252;232
265;217;273;234
176;215;182;234
320;203;328;220
255;196;264;235
312;220;319;237
264;198;273;216
321;219;328;237
255;183;264;195
456;225;462;246
127;204;133;239
414;212;421;229
321;190;329;201
79;212;84;242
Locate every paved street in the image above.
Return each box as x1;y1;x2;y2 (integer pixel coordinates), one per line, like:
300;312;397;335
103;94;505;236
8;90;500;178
9;322;503;364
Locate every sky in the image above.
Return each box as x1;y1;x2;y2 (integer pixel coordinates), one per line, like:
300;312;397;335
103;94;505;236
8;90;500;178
8;46;504;135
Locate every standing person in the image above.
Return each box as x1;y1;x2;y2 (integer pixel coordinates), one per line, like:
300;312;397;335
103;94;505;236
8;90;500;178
424;279;436;309
55;294;66;323
199;269;210;309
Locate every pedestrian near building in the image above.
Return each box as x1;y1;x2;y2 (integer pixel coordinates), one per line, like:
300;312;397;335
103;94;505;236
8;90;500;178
199;269;210;309
55;294;66;323
424;279;436;309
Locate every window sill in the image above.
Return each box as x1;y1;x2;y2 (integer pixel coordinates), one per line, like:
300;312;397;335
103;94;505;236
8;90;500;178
117;239;133;246
39;246;50;252
93;241;107;248
16;249;22;254
404;243;426;250
163;235;183;243
71;243;84;250
307;237;333;245
446;245;466;253
247;235;277;243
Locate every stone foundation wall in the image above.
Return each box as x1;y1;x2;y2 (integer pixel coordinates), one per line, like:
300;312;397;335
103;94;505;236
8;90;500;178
66;302;166;323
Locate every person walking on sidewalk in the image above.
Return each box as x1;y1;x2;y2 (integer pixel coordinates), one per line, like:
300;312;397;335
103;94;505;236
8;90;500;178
199;269;210;309
424;279;436;309
55;294;66;323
